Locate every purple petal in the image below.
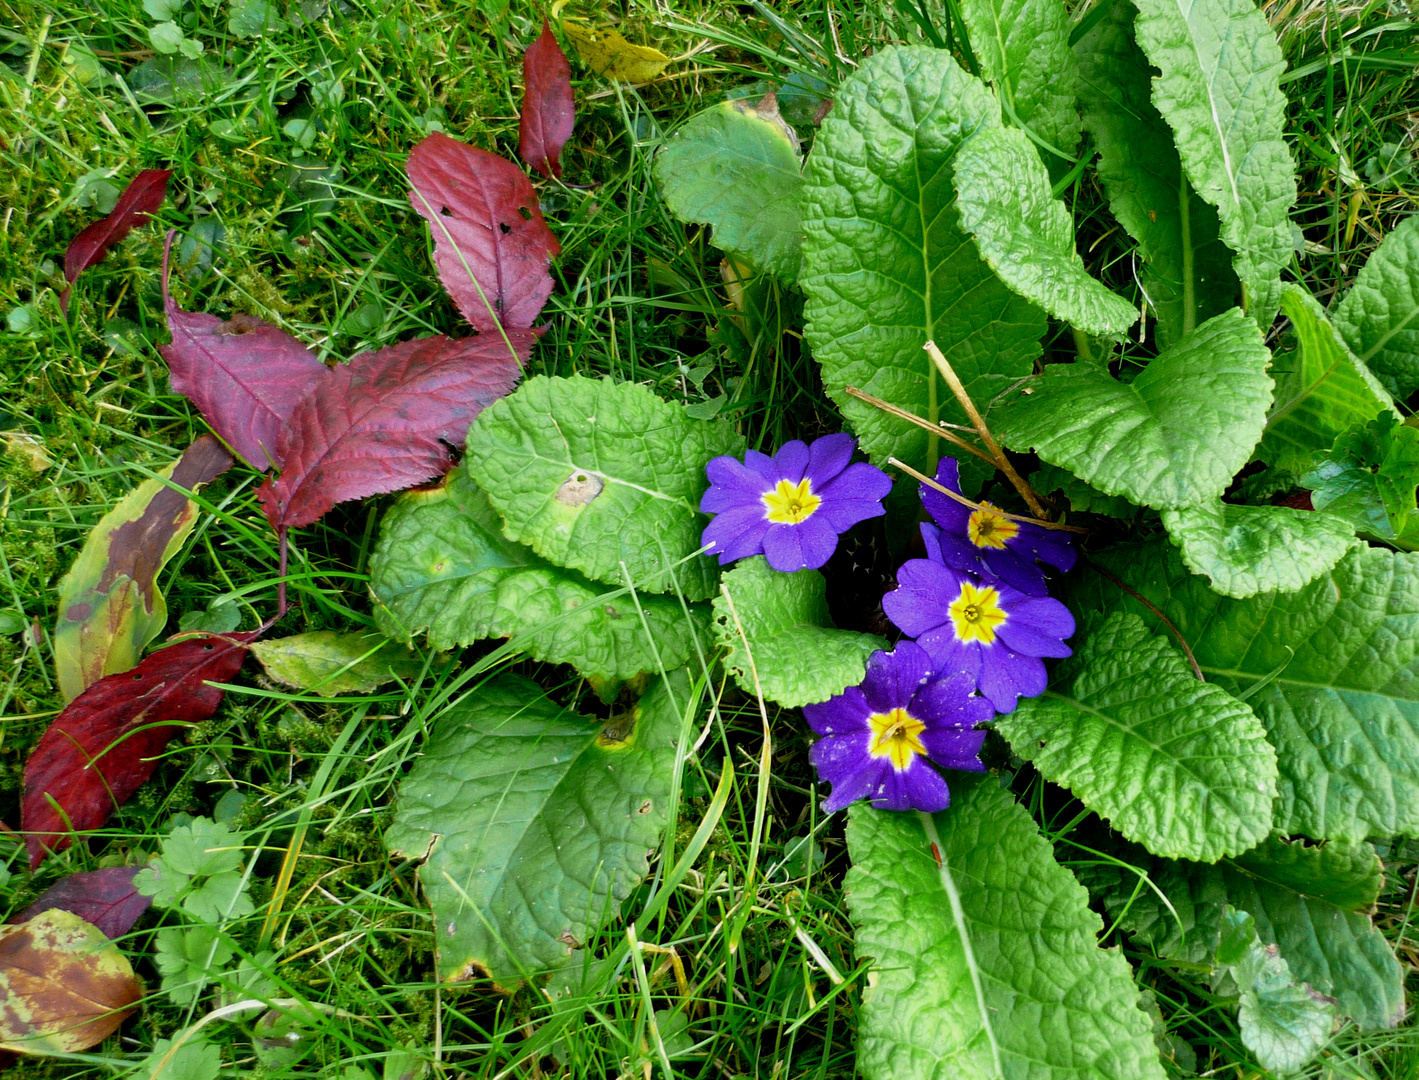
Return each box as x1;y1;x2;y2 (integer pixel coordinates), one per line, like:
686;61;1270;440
921;522;945;564
915;632;982;684
770;440;811;483
762;515;839;571
920;727;989;769
976;649;1048;714
805;433;856;485
994;617;1074;659
817;463;892;530
921;458;970;531
932;529;991;576
910;671;995;727
882;559;965;637
821;758;888;813
743;448;779;482
702;506;770;564
803;686;871;736
1012;525;1078;573
871;758;950;812
859;642;935;713
1004;595;1076;643
980;548;1050;596
702;457;770;513
810;731;874;786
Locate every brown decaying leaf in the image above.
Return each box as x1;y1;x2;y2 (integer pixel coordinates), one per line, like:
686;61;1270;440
60;169;171;313
11;869;152;942
0;909;142;1056
256;333;530;529
519;18;575;180
159;233;331;469
406;132;561;334
23;633;254;868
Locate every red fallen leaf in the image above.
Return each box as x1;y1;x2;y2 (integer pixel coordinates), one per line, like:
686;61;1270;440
23;633;254;869
1279;489;1314;511
159;233;330;469
406;132;561;334
519;18;575;180
11;868;151;941
60;169;171;314
256;333;530;529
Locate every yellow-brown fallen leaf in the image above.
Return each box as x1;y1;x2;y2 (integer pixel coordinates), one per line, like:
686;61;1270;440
559;15;670;82
0;908;143;1055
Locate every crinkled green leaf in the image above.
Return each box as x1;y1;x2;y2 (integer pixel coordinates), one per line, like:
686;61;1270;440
1078;540;1419;843
1030;463;1135;518
1073;0;1238;348
846;776;1166;1080
1159;500;1355;598
1256;284;1396;475
250;631;423;697
1303;411;1419;542
654;97;802;281
1229;834;1383;914
998;613;1276;861
1087;856;1228;965
955;125;1138;337
385;670;688;983
1333;214;1419;397
1130;0;1296;326
1215;908;1334;1075
369;469;708;682
958;0;1080;158
464;375;743;601
799;46;1044;474
995;308;1273;509
711;556;884;708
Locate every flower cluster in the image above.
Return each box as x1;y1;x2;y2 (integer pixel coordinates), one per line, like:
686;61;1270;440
701;442;1076;815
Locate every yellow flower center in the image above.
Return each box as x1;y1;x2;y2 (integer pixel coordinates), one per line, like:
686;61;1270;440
968;503;1019;550
948;581;1009;645
762;478;822;525
867;707;927;770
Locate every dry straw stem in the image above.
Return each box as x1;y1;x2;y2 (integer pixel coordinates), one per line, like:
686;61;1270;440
887;457;1089;534
844;386;998;467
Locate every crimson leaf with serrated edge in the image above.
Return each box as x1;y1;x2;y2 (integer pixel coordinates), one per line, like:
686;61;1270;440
406;132;561;333
61;169;171;313
256;333;529;529
519;18;575;180
22;633;254;868
159;233;330;469
11;868;152;940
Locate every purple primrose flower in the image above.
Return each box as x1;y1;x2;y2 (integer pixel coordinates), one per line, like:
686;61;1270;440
921;458;1077;596
700;434;892;572
805;641;994;813
882;558;1075;714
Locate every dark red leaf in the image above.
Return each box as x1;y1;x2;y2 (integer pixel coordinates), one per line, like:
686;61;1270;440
256;333;530;529
60;169;171;314
159;234;330;469
406;132;561;334
11;868;151;940
519;19;575;180
23;633;254;869
1278;489;1314;510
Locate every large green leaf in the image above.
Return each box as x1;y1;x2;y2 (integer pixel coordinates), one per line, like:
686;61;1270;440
1333;214;1419;397
1303;411;1419;542
846;777;1166;1080
385;670;687;983
1073;1;1238;347
954;125;1138;338
1256;285;1396;473
654;96;803;282
1159;500;1355;598
957;0;1080;159
464;375;743;601
369;469;707;682
994;308;1273;509
1078;540;1419;843
998;613;1276;862
711;556;884;708
800;46;1044;474
1229;834;1382;914
1130;0;1296;326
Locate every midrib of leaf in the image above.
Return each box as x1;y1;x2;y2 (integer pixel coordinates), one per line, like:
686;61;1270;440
1202;666;1409;697
1176;0;1242;209
1262;354;1345;432
1179;171;1196;335
518;448;700;513
916;811;1004;1078
1357;305;1419;365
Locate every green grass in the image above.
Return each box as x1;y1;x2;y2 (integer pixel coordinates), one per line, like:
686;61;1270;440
1;0;1418;1075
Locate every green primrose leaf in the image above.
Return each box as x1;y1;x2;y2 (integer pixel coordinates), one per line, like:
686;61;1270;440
998;613;1277;862
799;46;1044;479
385;670;688;984
1159;499;1356;598
1130;0;1296;326
1229;834;1383;914
995;308;1273;509
249;631;424;697
1073;0;1239;347
154;925;234;1005
1030;463;1136;518
465;375;743;601
958;0;1080;160
712;556;884;708
1255;284;1397;473
846;776;1166;1080
1332;214;1419;397
1080;541;1419;844
954;125;1138;338
654;97;803;281
1214;908;1335;1074
370;468;709;682
1303;411;1419;542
